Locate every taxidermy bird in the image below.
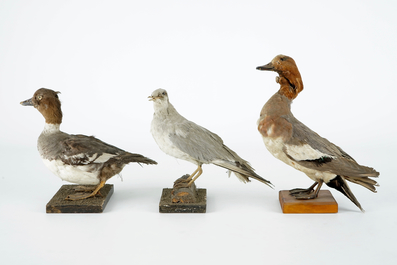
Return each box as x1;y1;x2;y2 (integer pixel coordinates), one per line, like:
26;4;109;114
149;88;273;189
21;88;157;200
256;55;379;211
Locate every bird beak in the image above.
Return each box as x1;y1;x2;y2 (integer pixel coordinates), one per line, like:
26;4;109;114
148;95;162;101
20;98;34;106
256;62;274;71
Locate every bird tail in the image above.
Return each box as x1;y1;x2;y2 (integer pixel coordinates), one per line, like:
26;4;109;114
326;175;367;212
122;153;158;165
344;175;379;193
212;159;273;188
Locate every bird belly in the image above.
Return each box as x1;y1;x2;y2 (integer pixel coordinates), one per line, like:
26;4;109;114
42;158;100;185
261;136;336;183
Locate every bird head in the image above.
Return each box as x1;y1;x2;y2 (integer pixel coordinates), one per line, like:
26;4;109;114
257;54;303;99
149;88;169;102
20;88;63;124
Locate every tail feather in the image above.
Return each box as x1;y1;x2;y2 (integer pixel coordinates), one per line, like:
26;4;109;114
344;175;379;193
212;159;273;188
326;175;364;212
122;153;158;165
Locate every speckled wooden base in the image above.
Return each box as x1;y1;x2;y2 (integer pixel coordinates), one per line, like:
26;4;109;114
279;190;338;214
46;184;114;213
159;188;207;213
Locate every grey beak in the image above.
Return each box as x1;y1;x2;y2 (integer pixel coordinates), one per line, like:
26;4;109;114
256;62;274;71
20;98;34;106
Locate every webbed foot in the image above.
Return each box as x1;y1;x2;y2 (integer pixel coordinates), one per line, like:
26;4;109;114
289;181;322;200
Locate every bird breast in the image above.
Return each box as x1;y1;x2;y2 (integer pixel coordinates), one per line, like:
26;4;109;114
150;115;198;164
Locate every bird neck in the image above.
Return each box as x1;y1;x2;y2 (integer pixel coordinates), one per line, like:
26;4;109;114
277;71;303;100
42;123;61;135
154;101;178;117
38;99;63;125
260;92;292;118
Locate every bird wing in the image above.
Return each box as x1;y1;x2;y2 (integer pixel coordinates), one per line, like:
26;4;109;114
58;134;123;166
283;117;378;177
169;120;236;163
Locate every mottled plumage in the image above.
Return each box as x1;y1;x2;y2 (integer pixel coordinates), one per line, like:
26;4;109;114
21;88;157;200
257;55;379;211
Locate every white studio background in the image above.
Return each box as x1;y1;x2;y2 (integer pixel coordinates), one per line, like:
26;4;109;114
0;1;396;265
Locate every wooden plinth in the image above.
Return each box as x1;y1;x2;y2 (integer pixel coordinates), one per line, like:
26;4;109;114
46;184;114;213
159;188;207;213
159;174;207;213
279;190;338;214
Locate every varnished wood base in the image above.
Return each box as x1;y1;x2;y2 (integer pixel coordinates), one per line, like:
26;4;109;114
46;184;114;213
279;190;338;214
159;188;207;213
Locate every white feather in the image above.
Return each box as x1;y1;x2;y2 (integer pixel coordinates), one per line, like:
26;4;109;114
93;153;117;163
285;144;334;161
261;136;336;183
42;158;100;185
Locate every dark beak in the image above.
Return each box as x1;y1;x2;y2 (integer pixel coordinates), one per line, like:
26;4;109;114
20;98;34;106
256;62;274;71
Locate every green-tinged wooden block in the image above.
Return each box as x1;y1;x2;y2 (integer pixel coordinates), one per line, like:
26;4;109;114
159;188;207;213
46;184;114;213
279;190;338;214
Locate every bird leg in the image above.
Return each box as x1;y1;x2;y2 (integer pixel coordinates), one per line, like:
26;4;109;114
289;181;323;200
65;180;106;201
187;166;203;186
173;165;203;189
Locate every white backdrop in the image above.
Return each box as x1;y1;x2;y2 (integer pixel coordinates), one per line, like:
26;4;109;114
1;1;396;264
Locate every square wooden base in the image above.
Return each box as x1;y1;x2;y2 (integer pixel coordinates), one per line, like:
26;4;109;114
46;184;114;213
159;188;207;213
279;190;338;214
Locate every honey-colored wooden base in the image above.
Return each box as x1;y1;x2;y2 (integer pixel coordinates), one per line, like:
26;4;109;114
46;184;114;213
279;190;338;214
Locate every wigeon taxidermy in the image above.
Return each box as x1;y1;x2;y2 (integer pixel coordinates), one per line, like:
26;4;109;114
149;88;273;189
21;88;157;200
256;55;379;211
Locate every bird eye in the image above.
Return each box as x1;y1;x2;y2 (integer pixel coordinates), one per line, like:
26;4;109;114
37;95;43;100
162;92;166;95
280;57;284;61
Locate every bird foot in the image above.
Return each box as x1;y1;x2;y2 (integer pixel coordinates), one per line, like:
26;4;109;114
289;187;313;195
289;188;317;200
65;190;103;201
291;192;318;200
73;185;95;192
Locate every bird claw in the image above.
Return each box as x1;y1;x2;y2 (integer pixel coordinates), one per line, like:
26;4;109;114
65;192;92;201
73;185;95;192
289;187;317;200
65;190;103;201
291;192;318;200
289;187;313;194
